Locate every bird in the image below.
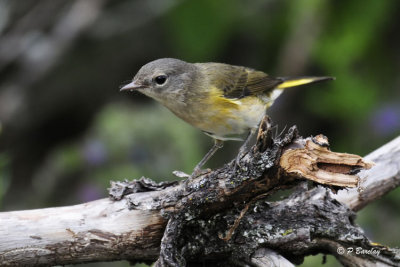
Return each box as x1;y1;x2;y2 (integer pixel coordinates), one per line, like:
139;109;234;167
121;58;333;177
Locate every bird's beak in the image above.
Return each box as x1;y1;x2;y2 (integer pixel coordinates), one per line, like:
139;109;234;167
120;80;146;91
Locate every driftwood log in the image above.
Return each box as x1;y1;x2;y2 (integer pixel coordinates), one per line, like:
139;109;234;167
0;117;399;266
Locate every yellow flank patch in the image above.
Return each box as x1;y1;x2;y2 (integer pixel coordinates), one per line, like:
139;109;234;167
209;86;240;109
215;95;240;109
190;85;267;139
277;78;316;89
190;86;239;132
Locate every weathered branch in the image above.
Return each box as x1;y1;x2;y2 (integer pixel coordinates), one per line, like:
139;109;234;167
0;120;399;266
335;136;400;211
0;197;164;265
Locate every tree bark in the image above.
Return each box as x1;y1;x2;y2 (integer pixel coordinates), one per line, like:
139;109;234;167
0;120;399;266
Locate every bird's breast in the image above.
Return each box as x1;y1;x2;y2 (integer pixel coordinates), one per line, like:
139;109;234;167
166;87;267;140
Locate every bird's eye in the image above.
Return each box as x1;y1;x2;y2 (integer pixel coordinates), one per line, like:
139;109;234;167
154;75;167;85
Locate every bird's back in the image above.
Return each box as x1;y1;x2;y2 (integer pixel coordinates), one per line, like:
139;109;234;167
194;62;283;100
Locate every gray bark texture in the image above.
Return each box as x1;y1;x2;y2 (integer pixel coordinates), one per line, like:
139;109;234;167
0;119;399;266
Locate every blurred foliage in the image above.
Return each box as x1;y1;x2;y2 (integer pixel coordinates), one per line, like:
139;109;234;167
0;0;399;266
26;102;202;207
166;0;240;60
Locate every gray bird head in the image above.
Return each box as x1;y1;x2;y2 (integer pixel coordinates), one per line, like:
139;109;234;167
121;58;197;104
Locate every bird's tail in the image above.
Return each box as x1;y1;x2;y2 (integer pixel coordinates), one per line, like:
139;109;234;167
276;76;334;89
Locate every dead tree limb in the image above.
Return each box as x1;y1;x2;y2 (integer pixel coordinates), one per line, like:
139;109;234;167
335;135;400;211
0;118;399;266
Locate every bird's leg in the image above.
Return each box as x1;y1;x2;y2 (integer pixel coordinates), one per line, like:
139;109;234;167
235;128;257;167
191;139;224;178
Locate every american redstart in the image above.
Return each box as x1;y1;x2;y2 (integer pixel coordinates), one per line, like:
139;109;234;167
121;58;333;176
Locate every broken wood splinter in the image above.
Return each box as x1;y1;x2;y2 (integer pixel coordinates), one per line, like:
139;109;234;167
280;135;374;187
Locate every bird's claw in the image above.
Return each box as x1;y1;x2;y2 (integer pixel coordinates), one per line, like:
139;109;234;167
190;168;212;178
173;168;211;181
233;152;245;171
172;170;190;178
180;168;212;189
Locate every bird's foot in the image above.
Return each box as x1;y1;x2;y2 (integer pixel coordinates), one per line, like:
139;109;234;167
178;168;211;189
233;152;246;172
190;167;212;179
173;168;211;180
172;170;190;179
174;168;212;188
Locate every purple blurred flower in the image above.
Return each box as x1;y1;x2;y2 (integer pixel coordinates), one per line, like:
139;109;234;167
370;105;400;136
82;139;108;166
77;183;103;202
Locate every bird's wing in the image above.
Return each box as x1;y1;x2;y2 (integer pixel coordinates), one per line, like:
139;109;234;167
200;63;283;99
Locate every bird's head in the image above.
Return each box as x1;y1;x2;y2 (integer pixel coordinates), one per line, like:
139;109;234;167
121;58;197;104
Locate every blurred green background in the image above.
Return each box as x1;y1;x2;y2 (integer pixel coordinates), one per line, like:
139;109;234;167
0;0;399;266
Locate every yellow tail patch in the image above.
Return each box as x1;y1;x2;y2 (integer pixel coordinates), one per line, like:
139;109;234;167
276;77;334;89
